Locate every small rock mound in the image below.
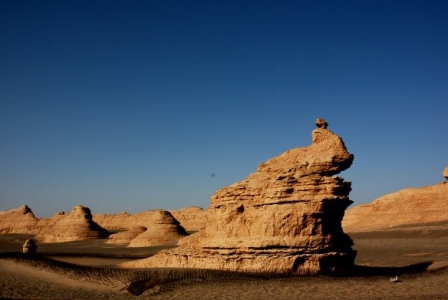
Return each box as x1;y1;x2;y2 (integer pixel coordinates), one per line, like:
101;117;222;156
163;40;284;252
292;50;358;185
128;210;188;247
22;238;37;254
107;226;147;245
94;210;189;247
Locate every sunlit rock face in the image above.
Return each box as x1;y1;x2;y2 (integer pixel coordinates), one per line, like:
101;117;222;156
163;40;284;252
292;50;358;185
123;119;357;274
37;205;110;242
94;210;189;247
0;205;39;234
0;205;109;242
170;206;208;232
343;167;448;232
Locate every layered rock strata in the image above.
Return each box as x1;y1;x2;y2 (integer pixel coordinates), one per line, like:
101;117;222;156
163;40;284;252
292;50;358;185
0;205;39;234
95;210;189;247
123;119;356;274
170;206;208;232
343;168;448;232
37;205;110;242
0;205;109;242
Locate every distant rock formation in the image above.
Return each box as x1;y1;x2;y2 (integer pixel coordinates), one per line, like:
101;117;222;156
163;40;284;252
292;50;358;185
444;166;448;181
170;206;208;231
37;205;110;242
95;210;189;247
107;226;147;244
0;204;109;242
0;205;39;234
343;168;448;232
122;119;356;274
93;211;132;231
127;211;188;247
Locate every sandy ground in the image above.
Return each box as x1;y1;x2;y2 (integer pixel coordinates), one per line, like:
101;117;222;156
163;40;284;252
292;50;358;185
1;230;448;300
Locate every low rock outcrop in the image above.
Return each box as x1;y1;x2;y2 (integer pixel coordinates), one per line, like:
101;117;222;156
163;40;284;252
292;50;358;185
92;211;132;231
95;210;189;247
170;206;208;231
107;226;147;245
128;211;188;247
123;119;356;274
0;205;39;234
343;168;448;232
37;205;110;242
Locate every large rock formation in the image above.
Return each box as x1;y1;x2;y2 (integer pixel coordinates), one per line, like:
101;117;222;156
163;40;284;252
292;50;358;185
123;119;356;274
343;168;448;232
95;210;189;247
0;205;39;234
170;206;208;232
37;205;110;242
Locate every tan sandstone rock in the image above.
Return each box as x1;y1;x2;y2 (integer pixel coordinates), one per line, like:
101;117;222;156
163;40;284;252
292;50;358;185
93;211;132;231
444;166;448;181
37;205;110;242
170;206;208;232
95;210;189;247
343;171;448;232
122;119;356;274
107;226;147;245
0;205;39;234
128;210;188;247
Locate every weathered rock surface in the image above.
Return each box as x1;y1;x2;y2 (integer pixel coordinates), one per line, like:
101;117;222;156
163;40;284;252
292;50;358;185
107;226;147;245
170;206;208;232
123;119;356;274
37;205;110;242
95;210;189;247
343;171;448;232
128;211;188;247
93;212;132;231
0;204;110;242
0;205;39;234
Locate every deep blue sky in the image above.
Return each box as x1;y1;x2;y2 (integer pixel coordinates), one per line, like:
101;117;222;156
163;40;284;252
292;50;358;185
1;1;447;217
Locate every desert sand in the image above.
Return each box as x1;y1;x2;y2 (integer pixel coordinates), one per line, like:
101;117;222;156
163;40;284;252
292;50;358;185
1;229;448;300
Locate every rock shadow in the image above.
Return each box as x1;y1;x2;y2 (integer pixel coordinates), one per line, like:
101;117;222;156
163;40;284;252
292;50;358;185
349;261;433;277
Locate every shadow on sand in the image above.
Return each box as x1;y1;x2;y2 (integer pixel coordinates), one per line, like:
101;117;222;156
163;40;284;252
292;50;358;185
0;252;440;296
350;261;434;277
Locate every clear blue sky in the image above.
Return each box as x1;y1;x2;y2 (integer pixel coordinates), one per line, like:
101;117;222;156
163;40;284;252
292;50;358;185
1;1;447;217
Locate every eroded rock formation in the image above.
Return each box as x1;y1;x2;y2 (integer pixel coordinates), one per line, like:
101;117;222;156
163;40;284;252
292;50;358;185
170;206;208;232
37;205;110;242
0;204;110;242
93;211;132;231
343;168;448;232
123;119;356;274
95;210;189;247
0;205;39;234
107;226;147;245
444;166;448;181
